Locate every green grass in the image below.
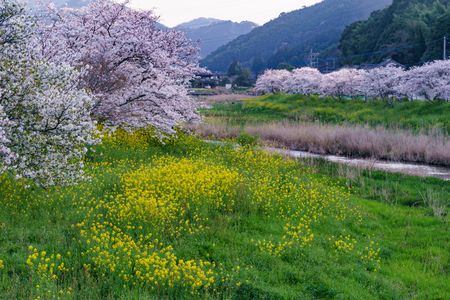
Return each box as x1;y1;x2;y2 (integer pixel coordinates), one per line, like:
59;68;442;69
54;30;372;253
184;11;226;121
191;88;219;95
303;158;450;210
0;135;449;299
202;94;450;132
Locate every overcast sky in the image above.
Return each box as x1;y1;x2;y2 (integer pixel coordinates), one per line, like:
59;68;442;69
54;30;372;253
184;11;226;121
130;0;321;27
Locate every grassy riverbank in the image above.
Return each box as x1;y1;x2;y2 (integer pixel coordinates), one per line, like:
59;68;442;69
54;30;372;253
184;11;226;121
202;94;450;133
193;122;450;166
197;94;450;166
0;132;448;299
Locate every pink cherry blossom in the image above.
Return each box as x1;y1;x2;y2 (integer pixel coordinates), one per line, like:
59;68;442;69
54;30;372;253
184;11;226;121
34;0;200;134
319;68;366;99
397;60;450;101
255;69;291;94
284;67;322;95
360;65;405;100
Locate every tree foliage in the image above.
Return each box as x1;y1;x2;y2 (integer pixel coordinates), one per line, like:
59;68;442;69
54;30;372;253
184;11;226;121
340;0;450;66
227;60;254;86
0;0;97;185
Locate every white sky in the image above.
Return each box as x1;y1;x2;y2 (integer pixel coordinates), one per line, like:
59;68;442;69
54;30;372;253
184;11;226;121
130;0;322;27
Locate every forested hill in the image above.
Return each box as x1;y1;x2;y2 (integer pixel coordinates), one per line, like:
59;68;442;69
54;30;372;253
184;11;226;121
201;0;392;74
176;18;224;29
176;19;257;58
340;0;450;66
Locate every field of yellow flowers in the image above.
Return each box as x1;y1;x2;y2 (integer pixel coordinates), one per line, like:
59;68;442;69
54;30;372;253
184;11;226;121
0;130;448;299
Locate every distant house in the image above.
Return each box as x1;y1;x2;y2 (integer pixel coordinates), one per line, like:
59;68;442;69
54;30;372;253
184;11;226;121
358;58;404;70
191;70;221;88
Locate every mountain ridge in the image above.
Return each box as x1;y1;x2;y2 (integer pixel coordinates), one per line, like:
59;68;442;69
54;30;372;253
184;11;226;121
176;19;258;58
201;0;393;73
176;18;225;29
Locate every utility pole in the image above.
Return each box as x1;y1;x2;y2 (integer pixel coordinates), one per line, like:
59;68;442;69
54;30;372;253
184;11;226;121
308;49;319;68
443;36;447;60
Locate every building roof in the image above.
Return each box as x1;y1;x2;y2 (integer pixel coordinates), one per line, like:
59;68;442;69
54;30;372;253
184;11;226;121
358;58;404;70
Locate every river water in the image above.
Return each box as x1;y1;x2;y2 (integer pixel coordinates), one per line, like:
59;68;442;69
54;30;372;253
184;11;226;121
267;147;450;181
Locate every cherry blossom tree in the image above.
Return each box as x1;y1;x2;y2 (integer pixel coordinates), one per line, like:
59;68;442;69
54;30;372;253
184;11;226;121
255;61;450;102
320;68;367;99
255;69;291;94
360;65;405;100
0;104;13;174
397;60;450;101
34;0;200;134
0;0;97;185
0;0;32;49
284;67;323;95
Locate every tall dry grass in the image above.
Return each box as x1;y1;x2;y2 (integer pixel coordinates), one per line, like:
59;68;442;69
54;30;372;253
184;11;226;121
192;122;450;166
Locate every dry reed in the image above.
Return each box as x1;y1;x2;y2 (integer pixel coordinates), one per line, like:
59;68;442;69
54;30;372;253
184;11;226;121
192;122;450;166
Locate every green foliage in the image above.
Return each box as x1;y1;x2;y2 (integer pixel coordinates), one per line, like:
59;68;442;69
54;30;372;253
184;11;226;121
227;60;254;87
309;158;450;208
227;60;244;76
201;0;392;73
203;94;450;133
277;62;295;71
234;68;253;87
340;0;450;66
236;132;258;147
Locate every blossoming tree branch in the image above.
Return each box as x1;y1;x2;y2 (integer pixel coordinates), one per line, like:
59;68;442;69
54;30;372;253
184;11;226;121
0;0;201;185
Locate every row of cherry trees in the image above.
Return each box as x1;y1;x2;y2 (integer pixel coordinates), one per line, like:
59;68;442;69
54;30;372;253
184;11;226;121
255;61;450;101
0;0;200;185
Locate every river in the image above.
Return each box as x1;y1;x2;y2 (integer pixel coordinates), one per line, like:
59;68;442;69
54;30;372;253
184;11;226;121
267;147;450;181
